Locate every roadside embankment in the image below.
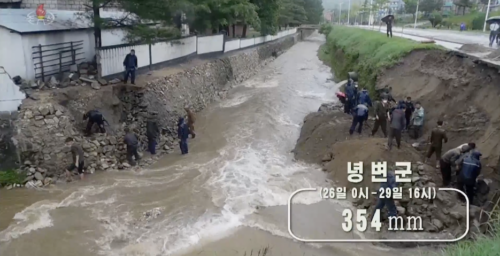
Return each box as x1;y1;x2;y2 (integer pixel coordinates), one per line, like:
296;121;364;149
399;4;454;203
294;25;500;248
5;33;300;188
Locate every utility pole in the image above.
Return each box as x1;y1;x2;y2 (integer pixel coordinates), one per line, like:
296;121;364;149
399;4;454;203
339;3;343;24
484;0;492;32
413;0;419;29
369;0;373;25
348;0;351;25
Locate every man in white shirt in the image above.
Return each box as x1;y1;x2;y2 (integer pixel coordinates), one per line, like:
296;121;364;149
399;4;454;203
489;22;499;47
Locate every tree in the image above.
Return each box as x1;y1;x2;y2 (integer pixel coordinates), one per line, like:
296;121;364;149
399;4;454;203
303;0;324;24
360;0;370;23
419;0;444;15
428;10;443;27
78;0;193;47
278;0;307;27
454;0;473;15
403;0;418;17
251;0;281;35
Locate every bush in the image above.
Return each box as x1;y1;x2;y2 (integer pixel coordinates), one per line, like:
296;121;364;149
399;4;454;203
429;11;443;28
322;26;439;97
319;23;333;35
0;170;25;186
471;12;486;30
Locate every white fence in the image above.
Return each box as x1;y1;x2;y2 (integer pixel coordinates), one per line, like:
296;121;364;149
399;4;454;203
97;28;297;77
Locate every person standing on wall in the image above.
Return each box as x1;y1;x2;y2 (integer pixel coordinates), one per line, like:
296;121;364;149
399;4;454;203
123;49;138;84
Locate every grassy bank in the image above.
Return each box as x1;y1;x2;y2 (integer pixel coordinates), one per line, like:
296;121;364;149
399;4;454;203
0;170;25;186
319;24;439;97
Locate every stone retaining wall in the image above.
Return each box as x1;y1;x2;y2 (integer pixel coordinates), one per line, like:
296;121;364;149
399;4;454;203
11;34;300;183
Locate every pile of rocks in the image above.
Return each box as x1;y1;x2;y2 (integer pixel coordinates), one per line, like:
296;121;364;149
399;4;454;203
353;161;491;237
12;62;121;100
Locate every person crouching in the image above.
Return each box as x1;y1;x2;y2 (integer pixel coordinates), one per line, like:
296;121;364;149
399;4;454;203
349;103;368;135
65;137;85;181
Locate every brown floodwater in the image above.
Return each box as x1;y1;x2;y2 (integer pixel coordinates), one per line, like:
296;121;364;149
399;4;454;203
0;33;432;256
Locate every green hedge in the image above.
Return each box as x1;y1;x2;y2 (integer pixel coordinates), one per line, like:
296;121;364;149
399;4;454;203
322;25;439;97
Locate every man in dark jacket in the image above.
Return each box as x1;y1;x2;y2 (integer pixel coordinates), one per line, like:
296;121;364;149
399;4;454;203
425;120;448;168
371;171;397;222
146;112;160;155
178;117;190;154
344;79;355;114
124;127;141;166
404;97;415;130
83;110;108;136
440;145;471;186
386;16;393;38
371;99;389;137
123;49;138;84
349;103;368;135
357;88;372;107
456;151;482;203
387;101;406;150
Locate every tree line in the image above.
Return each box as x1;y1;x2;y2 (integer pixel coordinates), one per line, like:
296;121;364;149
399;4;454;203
84;0;324;47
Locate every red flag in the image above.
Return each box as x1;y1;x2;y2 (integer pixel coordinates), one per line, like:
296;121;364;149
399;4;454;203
36;4;46;19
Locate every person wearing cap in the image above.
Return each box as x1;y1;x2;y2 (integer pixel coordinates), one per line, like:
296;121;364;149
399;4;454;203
456;150;482;203
410;102;425;139
146;112;160;155
349;102;369;135
371;98;389;137
387;101;406;150
425;120;448;168
440;145;472;186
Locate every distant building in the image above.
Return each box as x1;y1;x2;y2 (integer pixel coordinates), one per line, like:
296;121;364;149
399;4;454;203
323;10;333;22
388;0;405;14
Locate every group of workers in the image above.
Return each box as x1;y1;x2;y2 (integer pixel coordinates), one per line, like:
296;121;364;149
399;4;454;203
337;73;483;224
66;108;196;180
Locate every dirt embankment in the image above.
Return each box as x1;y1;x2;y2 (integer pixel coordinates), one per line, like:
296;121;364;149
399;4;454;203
293;48;500;242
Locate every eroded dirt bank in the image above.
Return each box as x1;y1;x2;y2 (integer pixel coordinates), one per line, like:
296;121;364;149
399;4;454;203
293;48;500;243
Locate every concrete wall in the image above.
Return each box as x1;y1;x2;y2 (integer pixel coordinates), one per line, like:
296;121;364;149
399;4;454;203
101;28;128;47
151;36;196;64
97;28;298;77
224;39;240;53
0;67;25;112
0;27;26;78
98;44;149;77
197;34;224;54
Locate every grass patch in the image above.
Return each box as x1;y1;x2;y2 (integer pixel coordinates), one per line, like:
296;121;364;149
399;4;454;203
321;25;439;97
0;170;25;186
317;44;331;66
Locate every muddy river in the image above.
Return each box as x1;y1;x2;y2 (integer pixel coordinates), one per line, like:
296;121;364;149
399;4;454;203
0;33;430;256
